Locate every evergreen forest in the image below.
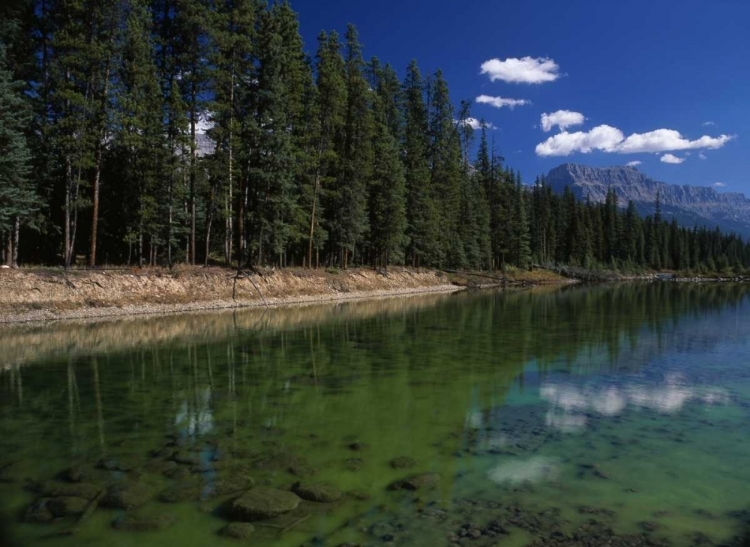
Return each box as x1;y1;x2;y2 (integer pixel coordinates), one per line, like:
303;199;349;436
1;0;749;273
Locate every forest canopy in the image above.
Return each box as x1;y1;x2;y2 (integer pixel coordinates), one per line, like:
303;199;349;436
0;0;748;273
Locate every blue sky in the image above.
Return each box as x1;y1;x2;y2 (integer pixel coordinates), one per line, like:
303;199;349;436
292;0;749;192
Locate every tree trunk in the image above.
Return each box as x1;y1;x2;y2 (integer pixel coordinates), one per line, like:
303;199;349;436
12;217;20;267
225;74;234;266
237;175;246;269
89;57;111;267
308;173;319;270
204;186;214;267
64;156;72;267
189;85;197;265
4;231;12;267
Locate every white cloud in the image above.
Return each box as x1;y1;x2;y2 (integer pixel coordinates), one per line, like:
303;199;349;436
699;152;707;160
475;95;530;109
541;110;585;132
703;121;715;126
661;153;684;164
626;160;642;167
535;125;734;157
457;118;495;131
616;129;732;153
713;182;726;188
535;125;625;156
480;56;560;84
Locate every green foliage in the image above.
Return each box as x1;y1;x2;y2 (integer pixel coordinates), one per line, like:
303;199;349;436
0;45;35;236
3;1;749;272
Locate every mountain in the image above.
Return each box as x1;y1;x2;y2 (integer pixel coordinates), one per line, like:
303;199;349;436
546;163;750;237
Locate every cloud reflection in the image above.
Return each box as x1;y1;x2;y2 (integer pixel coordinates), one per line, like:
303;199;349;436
488;456;560;485
541;375;729;432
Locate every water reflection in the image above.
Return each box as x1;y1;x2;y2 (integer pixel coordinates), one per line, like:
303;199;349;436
541;375;731;432
487;456;560;485
1;283;750;547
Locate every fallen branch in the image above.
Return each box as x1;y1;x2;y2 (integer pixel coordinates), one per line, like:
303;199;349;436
232;269;270;307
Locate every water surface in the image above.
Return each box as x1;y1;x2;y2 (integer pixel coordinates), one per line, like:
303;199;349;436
2;284;750;546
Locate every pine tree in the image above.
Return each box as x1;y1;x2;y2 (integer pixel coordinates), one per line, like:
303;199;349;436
330;24;371;268
308;30;345;268
207;0;259;266
0;45;36;266
402;59;438;267
511;172;531;269
174;0;210;264
112;0;167;267
368;94;407;267
427;69;463;267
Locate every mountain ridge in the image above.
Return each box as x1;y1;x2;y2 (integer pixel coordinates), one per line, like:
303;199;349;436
545;163;750;237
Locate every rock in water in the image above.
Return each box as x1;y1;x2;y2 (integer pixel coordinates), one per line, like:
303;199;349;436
388;472;441;491
112;514;176;532
220;522;256;540
389;456;416;469
24;499;54;523
47;496;89;517
101;483;155;510
38;481;102;500
292;483;342;503
230;488;301;521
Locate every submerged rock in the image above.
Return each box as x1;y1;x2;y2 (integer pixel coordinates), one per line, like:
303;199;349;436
171;451;201;466
24;499;54;523
158;483;203;503
344;458;364;471
112;513;176;532
144;460;178;475
165;467;191;481
388;472;441;491
211;476;255;496
390;457;416;470
0;461;27;483
38;481;102;500
253;451;315;477
219;522;255;540
47;496;89;517
292;483;342;503
101;483;155;510
98;456;140;472
230;488;301;521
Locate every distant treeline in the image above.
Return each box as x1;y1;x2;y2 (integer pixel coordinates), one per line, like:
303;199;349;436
1;0;748;272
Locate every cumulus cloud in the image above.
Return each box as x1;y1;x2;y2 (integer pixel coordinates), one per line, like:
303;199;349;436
699;152;707;160
535;125;734;157
616;129;732;153
541;110;585;132
475;95;530;109
703;121;715;126
713;182;726;188
661;153;684;164
457;117;495;131
480;56;560;84
535;125;624;156
626;160;642;167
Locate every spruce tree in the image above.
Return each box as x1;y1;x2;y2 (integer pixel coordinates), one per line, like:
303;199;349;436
0;45;35;266
402;60;438;267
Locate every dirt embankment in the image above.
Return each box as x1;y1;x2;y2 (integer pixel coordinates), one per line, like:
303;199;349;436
0;267;460;323
0;266;571;324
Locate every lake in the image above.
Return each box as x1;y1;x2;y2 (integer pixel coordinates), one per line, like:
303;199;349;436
1;283;750;547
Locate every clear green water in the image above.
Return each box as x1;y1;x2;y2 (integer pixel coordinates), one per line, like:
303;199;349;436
2;283;750;546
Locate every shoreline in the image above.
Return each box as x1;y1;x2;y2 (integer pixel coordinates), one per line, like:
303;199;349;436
0;266;573;326
0;283;465;325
